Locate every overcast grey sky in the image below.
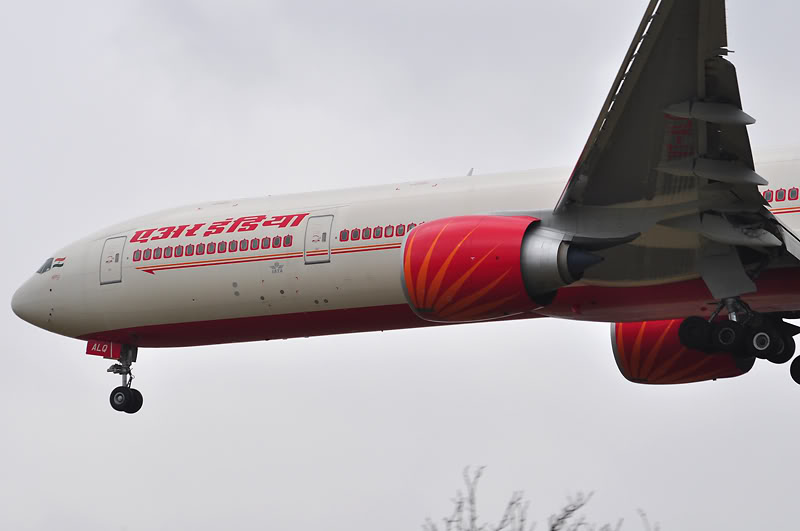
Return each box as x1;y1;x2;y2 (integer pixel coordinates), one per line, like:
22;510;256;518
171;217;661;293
2;1;799;530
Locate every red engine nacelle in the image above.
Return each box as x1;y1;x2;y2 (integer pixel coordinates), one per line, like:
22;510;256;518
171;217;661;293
611;320;755;385
402;215;603;323
402;216;536;323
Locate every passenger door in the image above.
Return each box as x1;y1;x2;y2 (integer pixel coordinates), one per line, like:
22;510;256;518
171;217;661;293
100;236;126;285
304;215;333;264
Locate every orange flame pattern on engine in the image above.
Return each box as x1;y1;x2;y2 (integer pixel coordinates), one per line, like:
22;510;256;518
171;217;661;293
402;216;537;323
613;320;753;385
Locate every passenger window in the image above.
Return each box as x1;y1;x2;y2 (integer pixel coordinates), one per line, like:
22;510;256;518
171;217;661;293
764;190;774;202
240;239;248;251
777;189;787;202
340;230;349;242
186;244;195;256
363;227;372;239
133;250;142;262
218;241;227;253
251;238;259;250
790;188;799;201
272;236;282;248
396;224;405;236
207;242;216;254
196;243;205;255
374;226;383;238
153;248;162;260
385;225;394;237
284;235;293;247
164;247;173;258
143;249;152;260
261;237;270;249
351;228;361;241
175;246;184;257
408;223;416;231
229;240;238;252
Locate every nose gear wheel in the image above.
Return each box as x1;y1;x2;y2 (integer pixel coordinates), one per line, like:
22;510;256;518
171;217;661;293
107;345;144;414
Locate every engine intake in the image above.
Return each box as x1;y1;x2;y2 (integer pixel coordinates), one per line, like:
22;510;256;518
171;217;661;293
401;215;599;323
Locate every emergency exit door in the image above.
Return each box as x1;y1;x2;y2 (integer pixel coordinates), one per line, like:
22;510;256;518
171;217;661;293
304;215;333;264
100;236;126;285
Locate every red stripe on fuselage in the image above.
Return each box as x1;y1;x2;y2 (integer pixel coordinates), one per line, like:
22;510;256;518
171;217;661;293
81;266;800;348
138;252;304;273
78;304;461;347
332;243;401;256
136;242;403;274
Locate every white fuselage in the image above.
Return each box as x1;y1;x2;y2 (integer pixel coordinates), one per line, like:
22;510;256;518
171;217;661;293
11;153;800;348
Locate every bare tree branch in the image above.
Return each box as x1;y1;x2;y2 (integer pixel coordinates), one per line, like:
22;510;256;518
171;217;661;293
425;468;634;531
548;492;592;531
637;509;659;531
466;467;484;531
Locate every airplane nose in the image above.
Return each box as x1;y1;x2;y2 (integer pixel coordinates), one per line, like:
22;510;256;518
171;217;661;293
11;279;42;327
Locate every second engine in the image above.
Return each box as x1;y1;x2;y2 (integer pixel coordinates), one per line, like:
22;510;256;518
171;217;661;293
611;319;755;384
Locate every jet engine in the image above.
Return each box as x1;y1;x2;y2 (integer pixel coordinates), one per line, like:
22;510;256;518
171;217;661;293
401;215;601;323
611;320;755;385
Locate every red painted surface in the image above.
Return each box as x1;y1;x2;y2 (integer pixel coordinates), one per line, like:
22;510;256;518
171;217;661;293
85;340;121;359
78;266;800;349
772;208;800;215
138;251;304;275
541;267;800;323
612;320;752;385
402;216;538;322
130;213;309;244
136;243;402;275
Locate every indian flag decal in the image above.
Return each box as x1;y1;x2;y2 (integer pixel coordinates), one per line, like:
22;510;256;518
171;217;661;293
52;257;66;268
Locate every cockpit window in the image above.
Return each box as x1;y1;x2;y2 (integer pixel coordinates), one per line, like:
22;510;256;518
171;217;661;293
36;258;54;274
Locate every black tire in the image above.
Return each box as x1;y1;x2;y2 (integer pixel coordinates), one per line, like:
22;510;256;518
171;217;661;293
768;333;796;365
711;321;745;354
745;327;780;359
679;317;711;350
791;356;800;385
734;356;757;374
110;386;132;412
124;389;143;414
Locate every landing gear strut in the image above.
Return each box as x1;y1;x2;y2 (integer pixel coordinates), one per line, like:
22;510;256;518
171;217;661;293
678;298;800;385
107;345;143;414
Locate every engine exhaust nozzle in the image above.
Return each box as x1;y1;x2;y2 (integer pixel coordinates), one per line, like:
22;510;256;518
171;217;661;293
565;246;604;281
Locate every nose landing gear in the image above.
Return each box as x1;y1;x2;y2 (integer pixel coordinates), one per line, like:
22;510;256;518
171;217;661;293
678;298;800;385
107;345;143;414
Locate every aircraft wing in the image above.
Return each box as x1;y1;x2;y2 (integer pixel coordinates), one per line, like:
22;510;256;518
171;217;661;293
550;0;791;299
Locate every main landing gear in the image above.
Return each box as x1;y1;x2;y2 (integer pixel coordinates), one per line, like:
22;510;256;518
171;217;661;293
679;298;800;385
108;345;143;414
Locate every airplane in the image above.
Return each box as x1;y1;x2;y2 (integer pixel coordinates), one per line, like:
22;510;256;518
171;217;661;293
12;0;800;414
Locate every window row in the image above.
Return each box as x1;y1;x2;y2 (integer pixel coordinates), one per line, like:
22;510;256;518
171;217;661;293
763;188;799;203
339;223;416;242
133;235;293;262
